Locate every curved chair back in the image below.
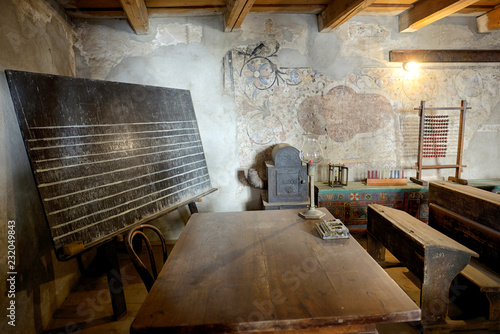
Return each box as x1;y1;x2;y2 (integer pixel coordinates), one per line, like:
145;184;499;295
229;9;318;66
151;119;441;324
125;224;168;292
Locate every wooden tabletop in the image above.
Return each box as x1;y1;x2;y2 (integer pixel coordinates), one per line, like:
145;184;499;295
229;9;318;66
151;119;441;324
131;208;420;333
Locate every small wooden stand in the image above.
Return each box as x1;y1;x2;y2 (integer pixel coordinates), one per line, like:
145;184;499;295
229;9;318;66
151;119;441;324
328;163;348;187
411;100;470;186
365;178;407;186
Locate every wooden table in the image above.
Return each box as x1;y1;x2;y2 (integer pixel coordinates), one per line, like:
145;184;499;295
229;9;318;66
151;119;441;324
131;208;420;333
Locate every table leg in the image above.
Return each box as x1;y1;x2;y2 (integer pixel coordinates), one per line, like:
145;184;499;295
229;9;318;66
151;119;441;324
367;233;386;262
486;292;499;321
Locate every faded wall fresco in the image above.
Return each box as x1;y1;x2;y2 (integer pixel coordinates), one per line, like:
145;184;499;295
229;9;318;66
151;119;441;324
226;40;500;181
72;14;500;213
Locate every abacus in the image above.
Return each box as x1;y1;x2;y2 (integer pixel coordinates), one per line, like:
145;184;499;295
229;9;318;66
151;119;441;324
423;115;449;158
411;100;470;186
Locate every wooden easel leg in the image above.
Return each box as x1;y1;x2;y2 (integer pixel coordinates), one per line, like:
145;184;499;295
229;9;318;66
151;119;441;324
447;176;468;185
98;240;127;320
76;254;87;274
410;177;428;186
188;201;198;214
455;100;467;180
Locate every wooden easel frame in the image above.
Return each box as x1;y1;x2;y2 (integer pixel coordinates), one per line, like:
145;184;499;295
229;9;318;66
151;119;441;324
5;70;218;321
411;100;470;186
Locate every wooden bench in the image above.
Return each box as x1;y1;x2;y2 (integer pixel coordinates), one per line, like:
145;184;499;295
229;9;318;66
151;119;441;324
367;204;479;325
429;182;500;322
461;260;500;321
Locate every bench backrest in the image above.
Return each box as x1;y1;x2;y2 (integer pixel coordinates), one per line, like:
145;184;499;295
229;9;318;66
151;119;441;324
429;182;500;274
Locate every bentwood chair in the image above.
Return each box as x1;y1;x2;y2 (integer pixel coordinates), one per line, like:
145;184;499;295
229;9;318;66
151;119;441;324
125;224;168;292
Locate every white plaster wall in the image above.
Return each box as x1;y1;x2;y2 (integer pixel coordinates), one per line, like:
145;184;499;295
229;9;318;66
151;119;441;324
74;17;248;217
0;0;78;333
73;13;500;221
0;4;497;332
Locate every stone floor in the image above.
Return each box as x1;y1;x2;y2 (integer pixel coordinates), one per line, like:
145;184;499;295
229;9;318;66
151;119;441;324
44;234;499;334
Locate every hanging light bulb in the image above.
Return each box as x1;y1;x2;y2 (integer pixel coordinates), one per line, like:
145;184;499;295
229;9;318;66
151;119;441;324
403;61;419;72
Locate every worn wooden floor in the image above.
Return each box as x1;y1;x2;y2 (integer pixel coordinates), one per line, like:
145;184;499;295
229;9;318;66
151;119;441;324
44;235;498;334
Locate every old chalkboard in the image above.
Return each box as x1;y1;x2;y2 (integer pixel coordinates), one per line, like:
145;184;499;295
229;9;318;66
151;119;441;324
6;70;216;260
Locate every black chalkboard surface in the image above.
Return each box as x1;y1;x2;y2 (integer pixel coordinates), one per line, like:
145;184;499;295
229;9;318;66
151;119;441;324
6;70;216;260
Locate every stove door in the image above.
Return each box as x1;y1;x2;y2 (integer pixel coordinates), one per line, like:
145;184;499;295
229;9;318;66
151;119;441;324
268;167;308;203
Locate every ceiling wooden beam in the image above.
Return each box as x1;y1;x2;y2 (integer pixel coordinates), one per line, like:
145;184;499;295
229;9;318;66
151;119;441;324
65;10;126;19
399;0;478;33
119;0;149;34
148;7;224;16
362;4;411;15
389;50;500;63
250;4;326;14
224;0;256;32
146;0;226;7
477;5;500;33
318;0;376;33
458;5;500;15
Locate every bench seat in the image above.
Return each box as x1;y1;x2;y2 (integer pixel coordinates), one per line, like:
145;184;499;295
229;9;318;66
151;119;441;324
461;258;500;321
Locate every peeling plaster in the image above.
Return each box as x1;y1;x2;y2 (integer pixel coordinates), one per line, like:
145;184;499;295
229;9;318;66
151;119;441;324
153;22;202;47
13;0;53;27
5;0;75;75
75;21;204;79
348;22;390;39
478;124;500;132
239;15;310;55
74;22;155;79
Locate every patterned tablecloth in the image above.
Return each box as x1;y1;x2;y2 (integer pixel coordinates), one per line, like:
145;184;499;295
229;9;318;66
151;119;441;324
316;181;428;234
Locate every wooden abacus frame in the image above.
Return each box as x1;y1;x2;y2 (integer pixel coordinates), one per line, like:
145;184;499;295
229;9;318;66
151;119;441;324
411;100;470;186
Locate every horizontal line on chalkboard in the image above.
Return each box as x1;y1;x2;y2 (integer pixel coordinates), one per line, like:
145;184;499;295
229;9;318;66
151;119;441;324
28;121;196;129
51;173;209;230
35;143;203;173
43;159;207;202
38;151;205;188
34;140;201;164
52;177;211;241
47;166;208;217
27;127;198;142
29;133;197;151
